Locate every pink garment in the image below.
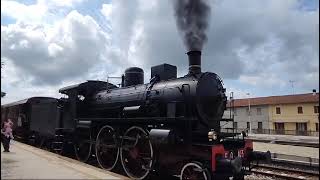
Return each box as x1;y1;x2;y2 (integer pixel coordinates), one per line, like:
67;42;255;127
2;120;14;139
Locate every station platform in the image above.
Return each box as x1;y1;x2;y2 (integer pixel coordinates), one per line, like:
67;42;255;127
247;134;319;147
253;141;319;159
1;141;128;179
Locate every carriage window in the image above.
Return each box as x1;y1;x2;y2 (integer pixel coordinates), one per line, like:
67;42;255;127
17;115;22;127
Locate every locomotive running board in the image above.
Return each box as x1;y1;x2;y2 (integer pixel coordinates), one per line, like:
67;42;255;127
77;117;197;124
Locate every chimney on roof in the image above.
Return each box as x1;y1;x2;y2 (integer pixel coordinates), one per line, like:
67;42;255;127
312;89;316;96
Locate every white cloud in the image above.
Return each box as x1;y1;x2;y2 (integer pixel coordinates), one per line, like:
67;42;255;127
38;0;85;7
1;10;111;86
1;0;318;104
48;43;63;57
100;0;318;92
225;87;251;99
239;74;286;88
1;0;48;23
1;0;86;25
100;4;112;19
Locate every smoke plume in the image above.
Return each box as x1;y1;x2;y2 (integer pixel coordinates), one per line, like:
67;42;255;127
173;0;211;51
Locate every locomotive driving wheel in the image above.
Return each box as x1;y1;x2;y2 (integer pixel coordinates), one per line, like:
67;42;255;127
95;125;119;170
180;162;211;180
74;129;92;162
120;126;154;180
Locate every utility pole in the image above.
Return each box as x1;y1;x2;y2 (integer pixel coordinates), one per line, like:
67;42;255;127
1;61;5;98
289;80;295;94
246;93;251;134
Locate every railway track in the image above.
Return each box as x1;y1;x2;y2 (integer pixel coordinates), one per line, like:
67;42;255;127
251;164;319;180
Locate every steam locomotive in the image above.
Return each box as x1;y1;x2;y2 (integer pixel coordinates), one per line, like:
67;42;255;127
1;50;270;180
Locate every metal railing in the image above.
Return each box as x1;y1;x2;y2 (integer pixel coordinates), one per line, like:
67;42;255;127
270;152;319;167
221;128;319;137
251;129;319;137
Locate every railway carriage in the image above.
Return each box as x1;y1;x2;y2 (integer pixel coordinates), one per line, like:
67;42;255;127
1;97;61;144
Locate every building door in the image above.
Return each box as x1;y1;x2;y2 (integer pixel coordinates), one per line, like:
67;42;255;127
296;123;307;135
274;123;284;134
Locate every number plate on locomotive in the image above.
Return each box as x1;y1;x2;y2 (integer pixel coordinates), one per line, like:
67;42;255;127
224;149;245;159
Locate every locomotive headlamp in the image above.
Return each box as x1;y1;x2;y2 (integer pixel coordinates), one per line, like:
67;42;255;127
208;131;217;141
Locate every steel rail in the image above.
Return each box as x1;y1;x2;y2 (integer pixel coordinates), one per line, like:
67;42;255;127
251;169;312;180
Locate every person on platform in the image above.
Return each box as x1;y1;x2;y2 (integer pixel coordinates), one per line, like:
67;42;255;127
1;118;14;152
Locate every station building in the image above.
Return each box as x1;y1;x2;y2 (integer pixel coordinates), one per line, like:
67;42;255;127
223;92;319;136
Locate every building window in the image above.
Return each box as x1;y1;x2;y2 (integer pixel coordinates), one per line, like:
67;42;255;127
233;122;238;129
316;123;319;132
297;106;303;114
276;107;281;114
296;123;307;131
314;106;319;114
296;123;307;135
275;123;284;130
247;122;250;129
275;123;285;134
257;108;262;115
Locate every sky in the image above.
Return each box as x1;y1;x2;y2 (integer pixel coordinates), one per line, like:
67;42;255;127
1;0;319;104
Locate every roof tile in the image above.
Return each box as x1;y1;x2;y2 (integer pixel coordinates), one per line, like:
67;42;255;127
227;93;319;107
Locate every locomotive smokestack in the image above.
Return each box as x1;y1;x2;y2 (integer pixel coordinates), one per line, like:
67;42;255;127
187;50;201;74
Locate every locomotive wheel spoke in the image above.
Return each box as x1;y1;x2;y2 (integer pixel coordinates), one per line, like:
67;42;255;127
98;144;117;149
140;157;152;161
121;145;136;150
120;126;154;180
122;136;138;141
95;125;119;171
180;162;210;180
141;164;152;170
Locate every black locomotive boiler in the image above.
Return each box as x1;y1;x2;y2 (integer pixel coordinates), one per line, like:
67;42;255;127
1;50;270;180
